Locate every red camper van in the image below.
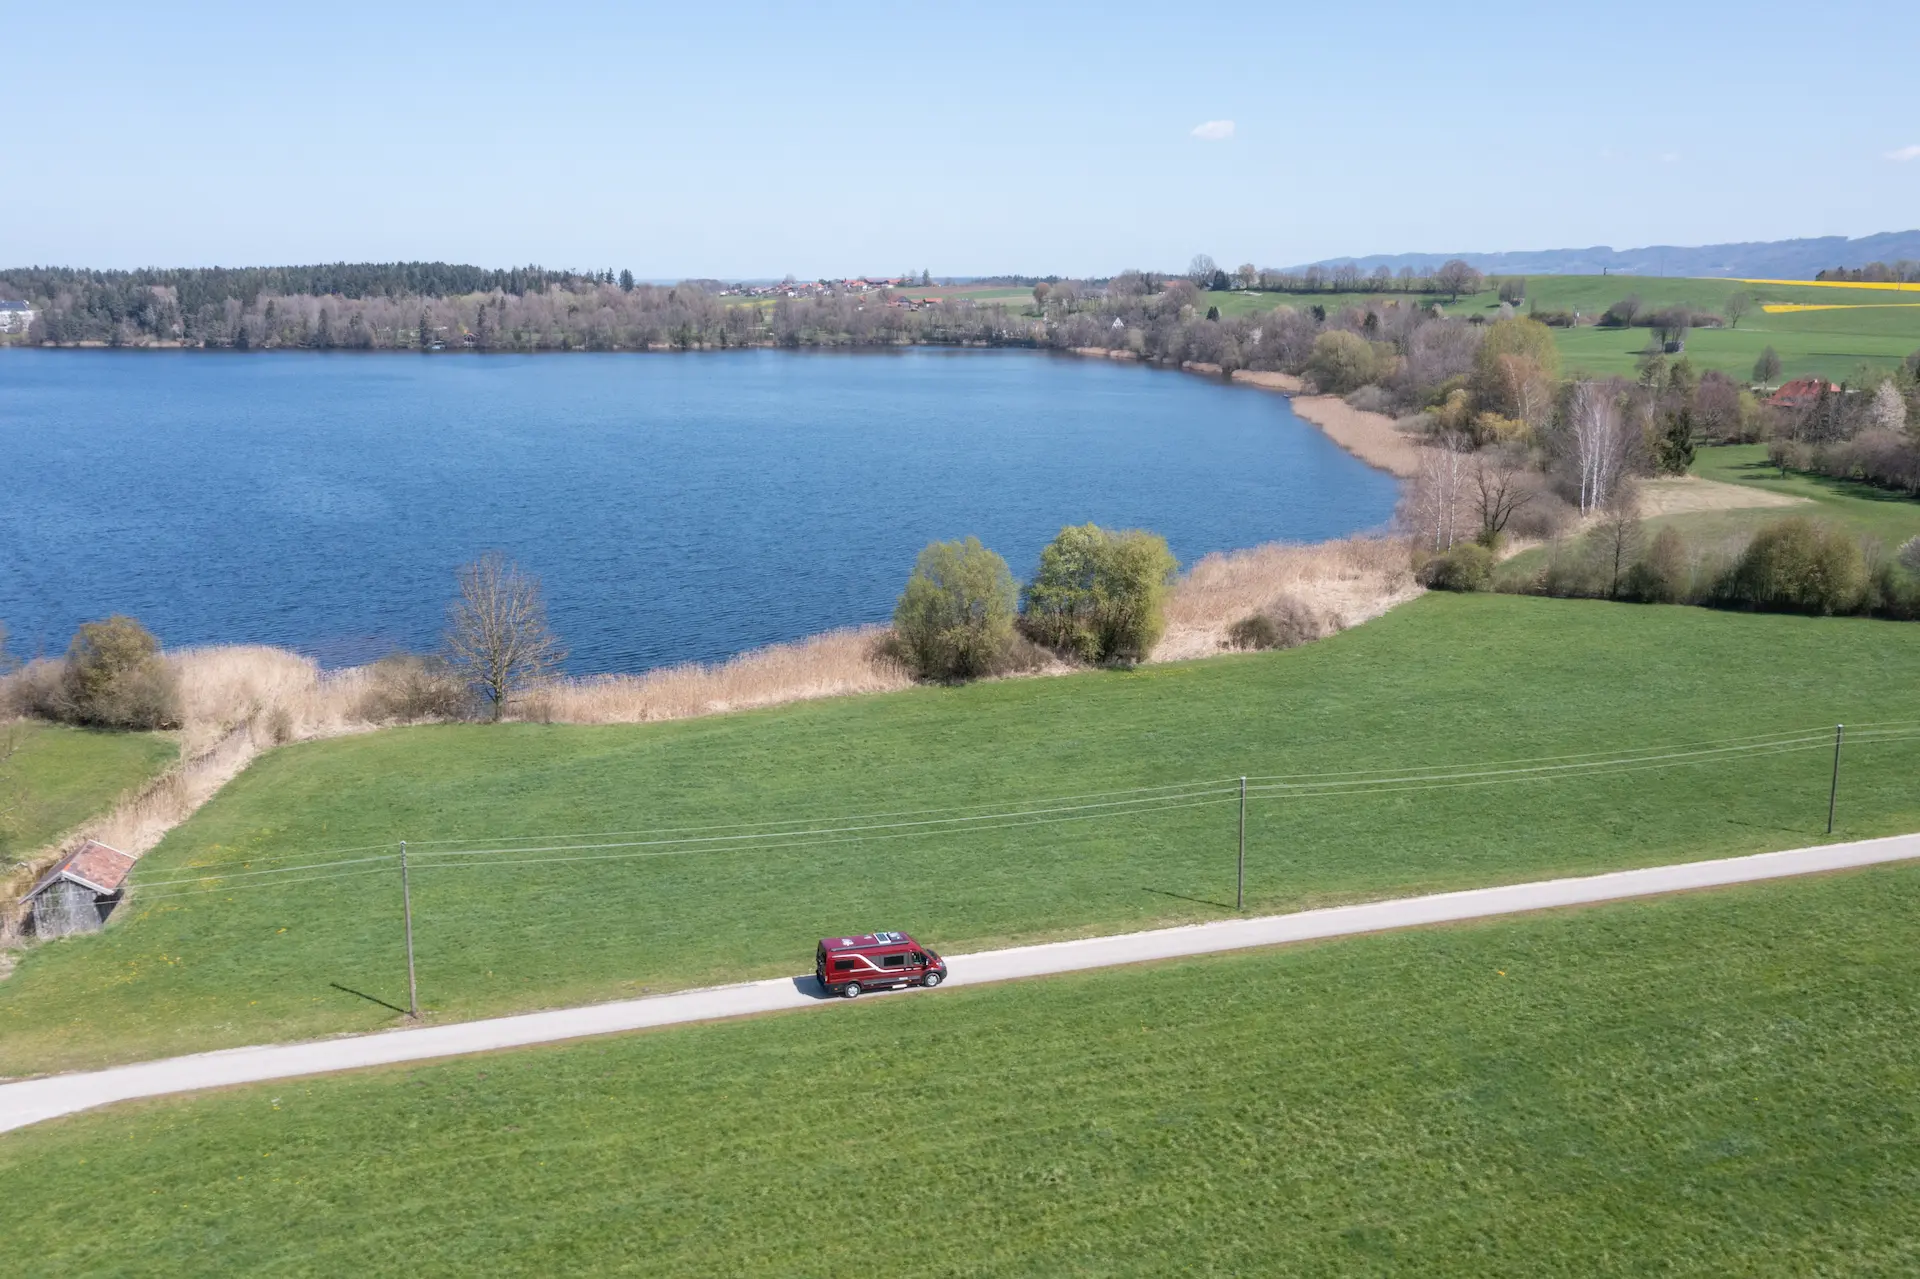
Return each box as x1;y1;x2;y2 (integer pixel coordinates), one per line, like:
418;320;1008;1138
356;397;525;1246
815;931;947;998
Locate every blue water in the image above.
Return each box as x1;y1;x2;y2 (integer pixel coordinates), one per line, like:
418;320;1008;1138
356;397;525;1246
0;348;1398;674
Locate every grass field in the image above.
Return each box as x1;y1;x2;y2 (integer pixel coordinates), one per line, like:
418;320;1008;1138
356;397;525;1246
1201;275;1920;383
1667;444;1920;552
3;595;1917;1076
5;860;1917;1275
0;724;175;866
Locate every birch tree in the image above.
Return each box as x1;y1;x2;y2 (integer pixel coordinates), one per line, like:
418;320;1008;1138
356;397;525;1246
447;553;566;720
1569;381;1628;513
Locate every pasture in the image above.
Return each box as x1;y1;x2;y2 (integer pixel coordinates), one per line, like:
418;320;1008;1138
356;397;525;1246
0;724;175;867
4;859;1916;1274
3;595;1917;1075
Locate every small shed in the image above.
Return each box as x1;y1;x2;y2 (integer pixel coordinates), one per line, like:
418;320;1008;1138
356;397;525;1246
22;840;136;938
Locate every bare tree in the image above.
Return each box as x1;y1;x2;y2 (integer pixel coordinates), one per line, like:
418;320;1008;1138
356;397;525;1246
1235;263;1258;290
1470;449;1537;543
1031;281;1051;314
1187;254;1218;287
446;553;566;720
1569;380;1629;513
1435;259;1483;301
1723;291;1752;329
1592;485;1643;600
1401;433;1472;550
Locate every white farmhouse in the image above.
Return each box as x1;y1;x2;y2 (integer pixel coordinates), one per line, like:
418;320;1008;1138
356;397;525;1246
0;299;35;334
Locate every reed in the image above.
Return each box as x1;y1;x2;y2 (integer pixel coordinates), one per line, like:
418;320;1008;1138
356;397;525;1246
527;626;914;725
1155;535;1419;662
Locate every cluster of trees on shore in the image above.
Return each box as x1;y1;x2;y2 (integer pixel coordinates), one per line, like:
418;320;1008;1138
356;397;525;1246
9;270;1020;350
892;525;1190;681
1423;514;1920;621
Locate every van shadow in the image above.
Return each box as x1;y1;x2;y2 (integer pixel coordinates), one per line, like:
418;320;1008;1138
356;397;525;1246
790;975;835;1001
330;982;410;1016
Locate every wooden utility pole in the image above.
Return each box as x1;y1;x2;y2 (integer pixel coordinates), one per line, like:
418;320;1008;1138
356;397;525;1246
1237;776;1247;911
401;840;419;1019
1827;725;1844;836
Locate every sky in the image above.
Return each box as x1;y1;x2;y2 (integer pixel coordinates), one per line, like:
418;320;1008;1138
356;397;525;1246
3;1;1916;277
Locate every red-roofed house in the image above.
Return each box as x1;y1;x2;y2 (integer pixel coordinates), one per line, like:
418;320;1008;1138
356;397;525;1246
22;840;135;938
1767;377;1839;412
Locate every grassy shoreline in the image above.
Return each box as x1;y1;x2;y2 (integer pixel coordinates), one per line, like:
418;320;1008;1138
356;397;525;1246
3;594;1915;1077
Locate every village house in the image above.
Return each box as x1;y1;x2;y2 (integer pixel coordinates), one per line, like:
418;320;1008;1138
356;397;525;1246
21;840;136;938
0;298;36;334
1766;377;1842;412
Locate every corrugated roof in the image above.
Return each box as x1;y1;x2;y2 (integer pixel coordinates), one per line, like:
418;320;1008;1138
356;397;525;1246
22;840;135;901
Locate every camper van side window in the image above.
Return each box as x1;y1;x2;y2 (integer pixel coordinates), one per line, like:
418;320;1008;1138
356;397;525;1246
883;954;905;968
832;959;857;972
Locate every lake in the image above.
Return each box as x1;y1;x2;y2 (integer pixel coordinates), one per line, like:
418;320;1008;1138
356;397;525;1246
0;348;1399;674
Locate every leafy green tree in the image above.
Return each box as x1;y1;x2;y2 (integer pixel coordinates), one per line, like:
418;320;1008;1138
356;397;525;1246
619;269;635;292
1720;518;1866;615
60;615;180;730
1469;317;1560;416
1022;525;1178;665
892;537;1019;680
1305;330;1378;394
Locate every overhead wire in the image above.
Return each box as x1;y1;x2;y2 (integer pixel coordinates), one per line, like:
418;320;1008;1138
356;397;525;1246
119;719;1920;901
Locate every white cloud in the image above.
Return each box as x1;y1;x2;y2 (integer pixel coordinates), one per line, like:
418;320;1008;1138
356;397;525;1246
1190;120;1235;142
1885;143;1920;162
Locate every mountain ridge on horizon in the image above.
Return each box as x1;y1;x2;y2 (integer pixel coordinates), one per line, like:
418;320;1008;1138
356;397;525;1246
1289;230;1920;279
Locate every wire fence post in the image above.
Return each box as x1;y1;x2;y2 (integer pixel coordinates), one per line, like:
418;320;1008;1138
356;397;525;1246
1827;725;1844;836
401;840;419;1019
1236;776;1246;911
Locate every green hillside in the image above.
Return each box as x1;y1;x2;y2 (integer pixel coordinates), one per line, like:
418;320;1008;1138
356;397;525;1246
1204;275;1920;382
5;860;1916;1275
4;595;1917;1076
0;725;176;867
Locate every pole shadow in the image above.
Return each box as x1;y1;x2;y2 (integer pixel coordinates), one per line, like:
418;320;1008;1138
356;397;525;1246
330;982;411;1016
1140;887;1235;912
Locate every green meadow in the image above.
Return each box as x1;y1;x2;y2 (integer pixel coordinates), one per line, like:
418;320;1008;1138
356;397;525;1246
0;724;175;866
1201;274;1920;382
5;859;1916;1275
3;595;1917;1076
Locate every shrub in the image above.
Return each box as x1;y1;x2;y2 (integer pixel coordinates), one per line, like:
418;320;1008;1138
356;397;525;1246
1225;596;1328;651
1022;524;1178;665
1305;330;1379;395
1623;527;1689;603
1507;489;1577;540
1717;518;1867;615
1415;542;1494;592
1344;384;1393;414
892;536;1020;680
1900;536;1920;576
55;616;180;730
357;653;472;722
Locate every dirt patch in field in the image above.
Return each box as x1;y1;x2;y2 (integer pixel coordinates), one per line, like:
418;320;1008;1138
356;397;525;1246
1638;476;1809;517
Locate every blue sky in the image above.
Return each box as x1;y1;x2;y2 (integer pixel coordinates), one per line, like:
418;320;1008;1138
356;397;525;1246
3;1;1915;276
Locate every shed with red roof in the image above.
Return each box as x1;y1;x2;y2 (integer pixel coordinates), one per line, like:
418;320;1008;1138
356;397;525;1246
21;840;135;938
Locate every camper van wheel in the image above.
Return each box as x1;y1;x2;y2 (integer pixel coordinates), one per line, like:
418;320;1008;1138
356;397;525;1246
840;983;862;999
922;971;943;988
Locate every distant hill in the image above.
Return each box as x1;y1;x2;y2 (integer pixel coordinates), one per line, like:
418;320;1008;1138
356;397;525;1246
1293;230;1920;279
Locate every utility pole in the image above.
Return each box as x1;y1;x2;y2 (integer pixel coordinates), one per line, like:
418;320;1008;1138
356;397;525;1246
401;840;419;1019
1827;725;1844;836
1237;777;1247;911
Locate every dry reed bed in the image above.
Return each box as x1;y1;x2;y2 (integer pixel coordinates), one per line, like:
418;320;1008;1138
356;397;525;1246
1156;536;1419;661
527;626;914;724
